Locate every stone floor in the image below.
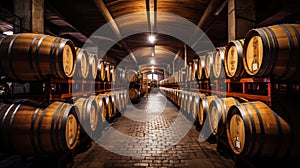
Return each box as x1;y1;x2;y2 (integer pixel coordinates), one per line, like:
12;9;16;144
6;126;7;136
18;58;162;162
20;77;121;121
72;92;235;168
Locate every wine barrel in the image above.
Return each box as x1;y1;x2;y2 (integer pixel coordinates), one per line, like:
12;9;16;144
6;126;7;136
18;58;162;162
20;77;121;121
197;56;206;80
198;95;216;126
208;97;240;136
73;47;89;79
106;92;117;116
186;63;192;82
95;94;108;124
113;91;122;112
212;47;226;78
129;88;140;103
88;54;97;80
87;95;103;139
226;101;292;158
224;39;245;78
105;62;111;82
118;91;126;112
0;101;80;155
204;52;213;79
0;33;76;81
191;93;206;121
98;94;113;120
96;60;106;82
191;59;198;81
180;91;188;114
74;97;98;134
186;92;195;117
243;24;300;80
125;69;138;83
110;65;116;83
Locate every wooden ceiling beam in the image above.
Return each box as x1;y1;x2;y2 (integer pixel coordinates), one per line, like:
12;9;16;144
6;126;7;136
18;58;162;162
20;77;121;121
93;0;138;64
173;0;222;63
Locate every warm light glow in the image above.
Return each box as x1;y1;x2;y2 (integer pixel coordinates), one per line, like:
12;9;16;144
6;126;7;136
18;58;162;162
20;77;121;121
152;52;154;57
148;35;156;43
152;68;154;73
150;59;155;64
3;31;13;35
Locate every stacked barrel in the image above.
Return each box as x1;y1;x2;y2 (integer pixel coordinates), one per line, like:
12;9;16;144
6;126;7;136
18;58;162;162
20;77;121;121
0;33;129;156
160;23;300;161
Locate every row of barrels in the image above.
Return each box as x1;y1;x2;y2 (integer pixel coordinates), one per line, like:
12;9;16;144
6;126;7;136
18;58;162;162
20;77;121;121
160;23;300;85
0;33;115;82
160;87;300;159
0;90;128;155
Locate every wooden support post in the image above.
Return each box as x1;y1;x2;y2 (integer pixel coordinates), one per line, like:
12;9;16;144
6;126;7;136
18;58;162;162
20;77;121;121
228;0;255;42
14;0;44;33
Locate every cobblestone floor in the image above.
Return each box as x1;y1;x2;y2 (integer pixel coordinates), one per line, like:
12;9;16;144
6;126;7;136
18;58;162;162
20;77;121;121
73;92;235;168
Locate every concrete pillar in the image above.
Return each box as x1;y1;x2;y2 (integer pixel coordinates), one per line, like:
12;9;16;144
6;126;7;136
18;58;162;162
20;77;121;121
228;0;255;42
14;0;44;33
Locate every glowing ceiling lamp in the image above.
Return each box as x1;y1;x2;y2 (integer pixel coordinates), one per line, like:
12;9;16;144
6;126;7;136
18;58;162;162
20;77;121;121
150;59;155;64
148;35;156;43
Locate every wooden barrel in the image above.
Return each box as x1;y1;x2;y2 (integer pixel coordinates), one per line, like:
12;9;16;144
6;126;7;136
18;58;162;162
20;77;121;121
208;97;240;136
226;101;292;158
73;47;89;79
180;91;188;113
113;91;122;112
191;93;206;121
0;101;80;155
186;63;192;82
129;88;140;103
186;92;195;116
198;95;216;126
204;52;213;79
0;33;76;81
212;47;226;78
197;56;206;80
106;92;117;116
224;39;245;78
96;60;106;82
243;24;300;80
74;97;98;134
125;69;138;83
101;94;113;119
115;68;126;84
191;59;198;81
95;94;108;124
119;91;126;112
110;65;116;83
88;54;97;80
105;62;111;82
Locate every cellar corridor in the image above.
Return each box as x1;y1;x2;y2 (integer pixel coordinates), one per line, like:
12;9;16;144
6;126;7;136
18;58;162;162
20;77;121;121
72;91;234;168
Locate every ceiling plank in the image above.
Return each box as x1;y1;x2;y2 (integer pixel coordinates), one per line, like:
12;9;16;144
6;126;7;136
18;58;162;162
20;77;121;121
93;0;138;64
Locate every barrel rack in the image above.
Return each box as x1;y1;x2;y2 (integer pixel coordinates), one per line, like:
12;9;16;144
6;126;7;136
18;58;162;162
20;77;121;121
160;76;300;168
0;77;124;168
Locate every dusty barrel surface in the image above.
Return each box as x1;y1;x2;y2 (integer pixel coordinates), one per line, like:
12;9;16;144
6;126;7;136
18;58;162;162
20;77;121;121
0;33;76;81
0;101;80;155
243;24;300;80
226;101;293;158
